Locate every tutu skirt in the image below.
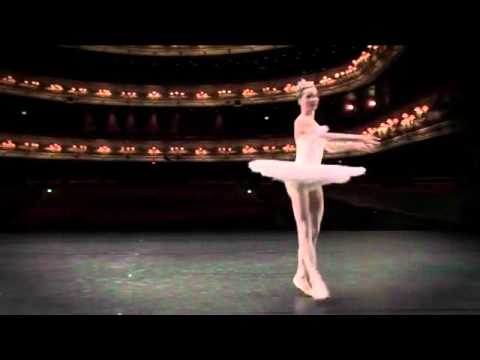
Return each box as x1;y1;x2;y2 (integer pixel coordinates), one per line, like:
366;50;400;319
248;159;366;186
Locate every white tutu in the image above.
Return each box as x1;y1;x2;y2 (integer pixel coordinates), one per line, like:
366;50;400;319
248;159;366;186
248;124;366;186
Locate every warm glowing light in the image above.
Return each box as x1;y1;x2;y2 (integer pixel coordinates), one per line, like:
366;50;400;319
0;140;16;150
242;145;258;154
97;145;112;154
21;80;40;87
147;91;161;99
196;91;210;99
217;147;234;154
22;142;39;150
96;89;112;97
68;144;87;153
45;143;62;152
217;89;234;97
283;83;297;93
170;91;185;98
121;91;137;98
120;146;136;154
282;144;296;153
262;145;277;153
1;76;16;84
46;84;64;92
242;88;258;97
68;87;88;95
262;87;281;95
195;147;209;155
148;147;161;155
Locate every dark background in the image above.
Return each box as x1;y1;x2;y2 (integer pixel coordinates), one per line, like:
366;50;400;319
0;44;472;233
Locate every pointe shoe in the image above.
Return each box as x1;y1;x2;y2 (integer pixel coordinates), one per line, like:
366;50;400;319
311;281;330;301
293;276;313;297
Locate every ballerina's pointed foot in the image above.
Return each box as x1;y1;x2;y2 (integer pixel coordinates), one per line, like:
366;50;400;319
311;280;330;301
293;276;313;297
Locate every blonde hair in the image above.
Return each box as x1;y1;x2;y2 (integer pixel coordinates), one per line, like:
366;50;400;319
296;79;316;99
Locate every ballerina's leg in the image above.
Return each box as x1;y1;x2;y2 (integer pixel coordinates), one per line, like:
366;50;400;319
309;185;330;298
286;182;315;295
290;183;329;300
309;185;325;263
288;183;326;297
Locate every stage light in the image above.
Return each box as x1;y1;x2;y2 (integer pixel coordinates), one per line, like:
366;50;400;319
46;84;64;92
46;188;53;193
96;89;112;97
367;99;377;108
21;110;27;116
242;88;257;97
148;91;161;99
196;91;210;99
264;116;269;120
247;189;252;194
345;103;355;112
283;83;297;93
46;143;62;153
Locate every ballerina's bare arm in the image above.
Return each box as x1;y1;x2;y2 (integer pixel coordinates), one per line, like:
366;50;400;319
324;130;381;148
324;132;363;141
324;139;365;154
295;120;381;147
315;127;381;154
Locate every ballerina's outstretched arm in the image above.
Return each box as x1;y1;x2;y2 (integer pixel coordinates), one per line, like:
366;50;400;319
323;132;381;154
312;126;381;153
311;125;380;144
324;131;381;145
324;139;370;154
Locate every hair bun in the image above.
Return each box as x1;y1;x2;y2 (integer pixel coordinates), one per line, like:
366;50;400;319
296;79;316;92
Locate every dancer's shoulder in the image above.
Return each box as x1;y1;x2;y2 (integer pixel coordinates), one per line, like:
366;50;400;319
295;116;317;132
295;117;315;140
295;116;312;128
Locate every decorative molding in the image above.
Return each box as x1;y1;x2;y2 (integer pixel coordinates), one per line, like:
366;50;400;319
66;45;290;57
0;120;460;162
0;46;404;107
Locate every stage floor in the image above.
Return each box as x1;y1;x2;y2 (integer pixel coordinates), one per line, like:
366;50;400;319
0;230;479;315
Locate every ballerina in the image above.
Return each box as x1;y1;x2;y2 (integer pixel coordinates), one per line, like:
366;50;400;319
248;79;380;300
